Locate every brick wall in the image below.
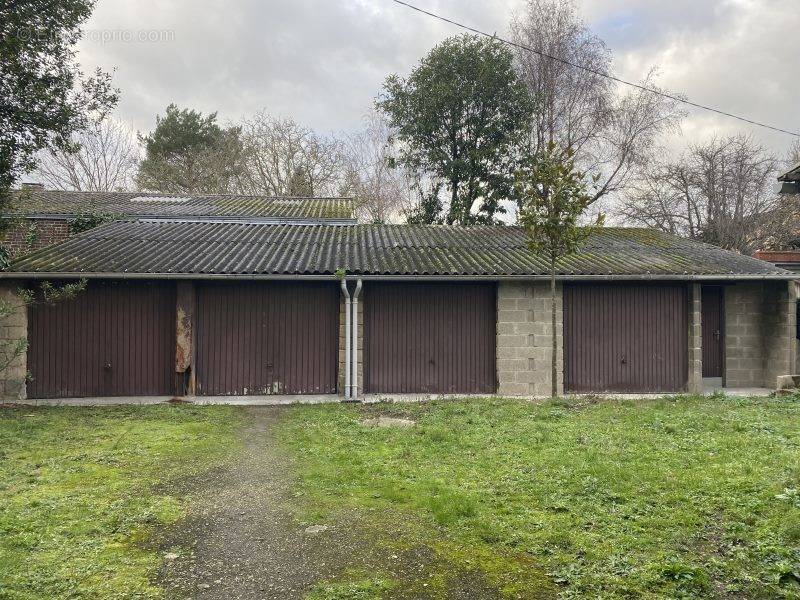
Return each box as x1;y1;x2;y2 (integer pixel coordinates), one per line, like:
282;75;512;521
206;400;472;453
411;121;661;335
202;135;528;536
0;282;28;401
724;282;796;388
497;281;563;397
337;288;364;397
3;218;69;257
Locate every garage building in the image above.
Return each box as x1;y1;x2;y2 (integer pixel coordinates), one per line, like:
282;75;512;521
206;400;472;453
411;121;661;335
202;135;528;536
1;221;796;401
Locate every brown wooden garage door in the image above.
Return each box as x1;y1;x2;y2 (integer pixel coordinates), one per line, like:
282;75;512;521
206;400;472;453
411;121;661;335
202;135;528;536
564;283;688;393
365;283;496;394
27;281;176;398
195;282;338;395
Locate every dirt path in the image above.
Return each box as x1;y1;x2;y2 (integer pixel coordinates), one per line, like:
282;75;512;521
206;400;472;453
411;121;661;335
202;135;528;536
157;406;364;600
155;406;539;600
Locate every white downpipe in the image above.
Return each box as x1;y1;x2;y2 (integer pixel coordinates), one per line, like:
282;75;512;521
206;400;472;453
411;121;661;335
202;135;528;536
340;279;351;399
351;279;363;400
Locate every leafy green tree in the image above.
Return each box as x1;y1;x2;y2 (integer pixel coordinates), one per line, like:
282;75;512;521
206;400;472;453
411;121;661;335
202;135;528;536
379;34;535;225
515;144;603;397
287;165;314;196
0;0;118;235
404;182;443;225
136;104;244;194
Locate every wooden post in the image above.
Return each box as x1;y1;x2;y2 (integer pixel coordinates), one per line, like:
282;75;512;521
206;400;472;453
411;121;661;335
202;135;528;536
175;281;196;396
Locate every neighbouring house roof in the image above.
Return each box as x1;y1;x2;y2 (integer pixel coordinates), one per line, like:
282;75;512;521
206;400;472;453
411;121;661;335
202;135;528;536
5;190;356;223
779;163;800;183
753;250;800;274
6;220;794;280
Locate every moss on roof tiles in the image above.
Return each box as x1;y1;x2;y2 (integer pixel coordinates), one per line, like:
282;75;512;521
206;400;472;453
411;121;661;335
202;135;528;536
7;222;793;279
9;190;355;221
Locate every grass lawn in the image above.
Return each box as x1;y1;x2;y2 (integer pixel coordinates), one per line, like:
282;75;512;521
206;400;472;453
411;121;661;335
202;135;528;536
0;405;242;599
277;395;800;599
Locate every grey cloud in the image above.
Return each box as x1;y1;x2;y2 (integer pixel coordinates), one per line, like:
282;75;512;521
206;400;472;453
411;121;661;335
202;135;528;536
76;0;799;156
77;0;516;134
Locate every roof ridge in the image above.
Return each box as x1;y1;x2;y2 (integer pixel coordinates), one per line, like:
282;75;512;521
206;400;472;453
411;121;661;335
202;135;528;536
16;189;353;200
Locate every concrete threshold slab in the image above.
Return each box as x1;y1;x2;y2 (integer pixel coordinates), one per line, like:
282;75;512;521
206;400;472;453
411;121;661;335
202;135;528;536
11;395;341;407
7;389;776;407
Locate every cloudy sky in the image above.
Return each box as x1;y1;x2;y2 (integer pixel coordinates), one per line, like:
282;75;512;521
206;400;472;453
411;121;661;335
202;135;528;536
76;0;800;158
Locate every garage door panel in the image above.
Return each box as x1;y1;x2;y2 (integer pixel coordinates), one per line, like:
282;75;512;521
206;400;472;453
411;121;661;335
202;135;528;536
27;281;176;399
195;282;338;395
564;284;688;393
365;283;496;394
104;283;176;396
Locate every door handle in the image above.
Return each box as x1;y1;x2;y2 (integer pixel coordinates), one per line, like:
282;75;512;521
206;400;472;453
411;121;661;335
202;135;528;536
713;330;721;340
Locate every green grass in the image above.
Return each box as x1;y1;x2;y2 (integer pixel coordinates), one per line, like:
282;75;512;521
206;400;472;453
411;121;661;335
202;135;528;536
277;395;800;598
306;571;395;600
0;404;242;599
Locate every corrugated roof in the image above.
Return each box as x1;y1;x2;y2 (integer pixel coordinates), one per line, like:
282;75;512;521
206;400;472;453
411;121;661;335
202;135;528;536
8;221;793;279
7;190;355;222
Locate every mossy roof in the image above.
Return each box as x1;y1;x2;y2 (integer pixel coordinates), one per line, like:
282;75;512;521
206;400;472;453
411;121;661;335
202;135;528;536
7;190;355;222
8;220;794;279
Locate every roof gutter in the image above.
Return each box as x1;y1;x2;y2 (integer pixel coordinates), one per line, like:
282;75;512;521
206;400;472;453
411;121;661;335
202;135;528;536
1;272;796;282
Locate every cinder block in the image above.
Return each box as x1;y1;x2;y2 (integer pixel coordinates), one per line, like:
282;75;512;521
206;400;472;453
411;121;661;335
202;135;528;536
500;358;528;372
499;284;528;299
497;382;529;396
497;298;518;311
497;346;518;360
498;310;530;324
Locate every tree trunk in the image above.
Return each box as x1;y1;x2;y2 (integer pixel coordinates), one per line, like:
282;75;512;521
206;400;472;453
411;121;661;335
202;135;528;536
449;176;459;224
550;255;558;398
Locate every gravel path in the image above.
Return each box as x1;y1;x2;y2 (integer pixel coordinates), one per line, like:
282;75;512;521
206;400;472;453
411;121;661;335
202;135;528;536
156;406;364;600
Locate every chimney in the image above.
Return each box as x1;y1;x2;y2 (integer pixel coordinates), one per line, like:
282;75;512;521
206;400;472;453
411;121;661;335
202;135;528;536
20;182;45;191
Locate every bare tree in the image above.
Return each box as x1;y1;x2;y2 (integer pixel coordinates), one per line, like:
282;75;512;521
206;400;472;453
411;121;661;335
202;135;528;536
35;117;140;191
236;112;347;197
786;139;800;168
342;110;413;223
619;134;793;253
510;0;683;205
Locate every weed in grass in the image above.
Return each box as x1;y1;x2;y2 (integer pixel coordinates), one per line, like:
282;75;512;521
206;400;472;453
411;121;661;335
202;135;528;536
659;560;711;593
782;519;800;544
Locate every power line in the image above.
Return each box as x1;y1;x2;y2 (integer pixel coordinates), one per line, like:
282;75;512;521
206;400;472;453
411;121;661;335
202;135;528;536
390;0;800;138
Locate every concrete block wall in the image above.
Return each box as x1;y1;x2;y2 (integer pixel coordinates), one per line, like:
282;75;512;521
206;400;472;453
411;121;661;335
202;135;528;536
725;282;795;389
497;281;563;397
725;283;767;387
687;283;703;394
796;283;800;376
337;289;364;396
762;281;796;389
0;282;28;401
